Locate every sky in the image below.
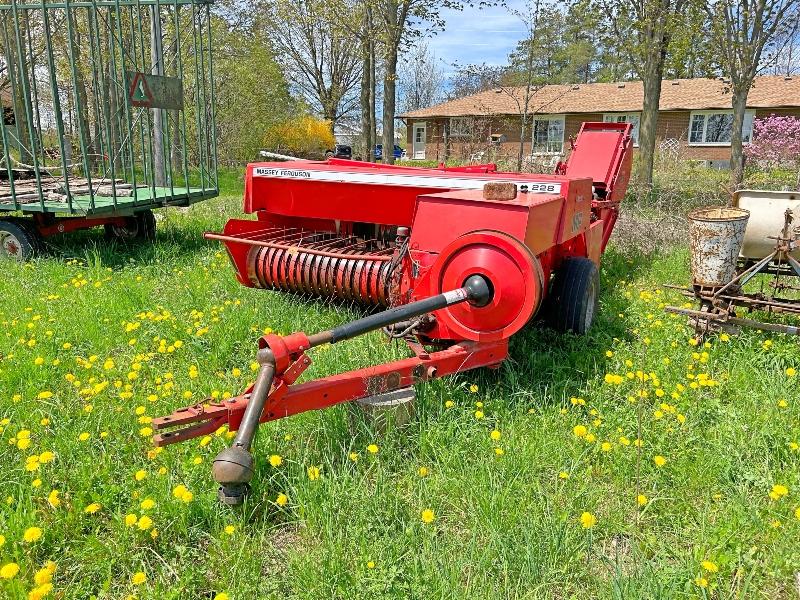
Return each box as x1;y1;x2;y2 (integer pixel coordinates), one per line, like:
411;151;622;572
422;3;528;79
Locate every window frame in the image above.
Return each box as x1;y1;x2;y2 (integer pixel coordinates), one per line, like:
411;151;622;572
603;112;641;147
531;114;565;153
688;110;755;146
449;117;471;138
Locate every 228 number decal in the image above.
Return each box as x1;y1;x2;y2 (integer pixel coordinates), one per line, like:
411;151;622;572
522;182;560;193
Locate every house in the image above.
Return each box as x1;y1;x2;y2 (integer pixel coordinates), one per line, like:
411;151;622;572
398;76;800;167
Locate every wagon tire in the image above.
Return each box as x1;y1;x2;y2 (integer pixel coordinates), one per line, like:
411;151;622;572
104;209;156;242
547;257;599;335
0;219;40;261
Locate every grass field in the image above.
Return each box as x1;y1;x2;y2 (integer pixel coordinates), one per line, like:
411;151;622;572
1;172;799;599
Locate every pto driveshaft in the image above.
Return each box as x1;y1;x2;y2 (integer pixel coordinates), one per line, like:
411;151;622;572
211;275;492;504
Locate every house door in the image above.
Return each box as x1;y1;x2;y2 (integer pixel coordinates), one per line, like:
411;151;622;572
412;123;426;159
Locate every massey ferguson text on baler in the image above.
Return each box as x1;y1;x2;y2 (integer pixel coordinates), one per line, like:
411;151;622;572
153;122;633;504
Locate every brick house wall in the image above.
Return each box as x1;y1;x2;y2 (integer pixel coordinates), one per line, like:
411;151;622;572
405;107;800;164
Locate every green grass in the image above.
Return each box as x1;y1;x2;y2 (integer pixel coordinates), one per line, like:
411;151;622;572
0;177;799;599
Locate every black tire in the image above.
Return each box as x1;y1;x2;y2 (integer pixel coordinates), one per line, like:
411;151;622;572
104;209;156;241
547;257;599;335
0;219;39;261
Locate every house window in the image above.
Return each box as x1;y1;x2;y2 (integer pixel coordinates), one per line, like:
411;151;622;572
532;115;565;153
688;110;755;145
449;117;471;138
603;113;640;145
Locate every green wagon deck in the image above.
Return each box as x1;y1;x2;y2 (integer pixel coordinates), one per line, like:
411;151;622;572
0;185;217;216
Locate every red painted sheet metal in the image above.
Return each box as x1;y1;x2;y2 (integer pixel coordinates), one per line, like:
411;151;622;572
243;160;569;226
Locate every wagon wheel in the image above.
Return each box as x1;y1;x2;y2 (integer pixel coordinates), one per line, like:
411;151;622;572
104;209;156;242
0;219;40;261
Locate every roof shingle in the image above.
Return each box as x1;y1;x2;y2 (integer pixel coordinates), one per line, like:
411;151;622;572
399;76;800;118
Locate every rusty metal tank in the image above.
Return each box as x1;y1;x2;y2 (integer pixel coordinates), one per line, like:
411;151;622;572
688;206;750;287
733;189;800;260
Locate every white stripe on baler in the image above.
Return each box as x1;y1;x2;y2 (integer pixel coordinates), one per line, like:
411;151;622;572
252;166;562;195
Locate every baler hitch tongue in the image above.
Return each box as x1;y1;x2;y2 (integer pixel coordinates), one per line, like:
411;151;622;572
153;275;494;506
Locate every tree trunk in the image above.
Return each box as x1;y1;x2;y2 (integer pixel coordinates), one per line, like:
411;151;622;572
637;50;665;188
360;34;371;161
382;44;398;165
368;37;376;162
730;83;748;189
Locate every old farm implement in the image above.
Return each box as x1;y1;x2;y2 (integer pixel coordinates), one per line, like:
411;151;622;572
0;0;217;259
153;122;634;504
665;190;800;336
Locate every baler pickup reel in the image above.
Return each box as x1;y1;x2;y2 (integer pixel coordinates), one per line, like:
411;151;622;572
153;274;506;504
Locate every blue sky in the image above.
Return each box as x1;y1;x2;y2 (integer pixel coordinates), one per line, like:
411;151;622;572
421;3;528;78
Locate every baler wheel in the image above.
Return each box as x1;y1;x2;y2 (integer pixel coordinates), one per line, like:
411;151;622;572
105;209;156;241
0;219;40;261
548;257;599;335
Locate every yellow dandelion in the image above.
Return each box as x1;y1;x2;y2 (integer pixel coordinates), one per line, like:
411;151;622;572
307;465;320;481
131;571;147;585
276;493;289;506
653;455;666;467
23;526;43;543
84;502;101;514
0;562;19;579
367;444;379;454
421;508;435;524
579;512;597;529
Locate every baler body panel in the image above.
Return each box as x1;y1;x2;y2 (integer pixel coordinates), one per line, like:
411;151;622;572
243;161;568;226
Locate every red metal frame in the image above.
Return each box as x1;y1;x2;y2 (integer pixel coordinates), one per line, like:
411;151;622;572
153;336;508;445
30;213;130;237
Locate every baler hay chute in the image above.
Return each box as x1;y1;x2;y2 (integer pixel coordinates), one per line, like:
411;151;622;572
153;122;633;504
665;190;800;336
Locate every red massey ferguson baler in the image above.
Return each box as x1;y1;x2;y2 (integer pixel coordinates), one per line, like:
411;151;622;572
153;122;633;503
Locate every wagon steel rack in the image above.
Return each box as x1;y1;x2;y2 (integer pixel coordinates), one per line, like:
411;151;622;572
665;190;800;337
0;0;217;259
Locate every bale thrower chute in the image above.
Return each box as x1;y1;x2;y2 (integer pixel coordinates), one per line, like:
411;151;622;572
153;122;634;504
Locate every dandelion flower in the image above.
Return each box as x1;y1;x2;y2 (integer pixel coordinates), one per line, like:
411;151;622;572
787;367;797;377
0;562;19;579
276;493;288;506
694;576;708;588
23;526;43;543
558;471;569;480
653;455;666;467
490;430;501;441
418;466;429;477
224;525;235;535
307;466;320;481
172;484;188;499
367;561;375;569
444;400;454;408
579;512;597;529
769;484;788;501
701;560;718;573
214;594;229;600
469;384;478;393
474;410;484;419
134;469;147;481
131;571;147;585
348;452;359;462
140;498;155;510
573;424;587;438
78;432;90;442
137;515;153;530
421;508;435;524
125;514;138;527
637;494;648;506
84;502;101;514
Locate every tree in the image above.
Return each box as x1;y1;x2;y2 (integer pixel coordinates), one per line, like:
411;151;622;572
601;0;689;187
375;0;465;164
448;62;507;98
768;10;800;75
264;0;361;129
744;115;800;189
708;0;800;187
398;41;444;112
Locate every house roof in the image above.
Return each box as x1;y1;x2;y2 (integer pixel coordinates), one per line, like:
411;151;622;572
399;75;800;119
